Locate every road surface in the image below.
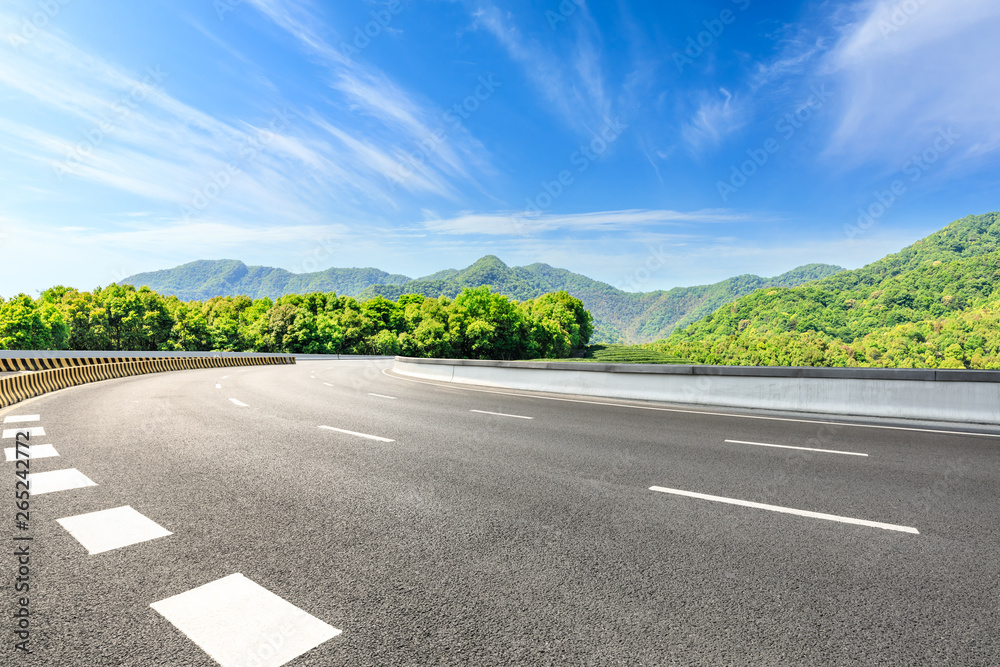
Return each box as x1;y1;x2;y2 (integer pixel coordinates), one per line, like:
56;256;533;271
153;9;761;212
4;359;999;665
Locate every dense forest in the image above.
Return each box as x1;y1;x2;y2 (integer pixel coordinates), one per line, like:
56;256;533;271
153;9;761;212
0;285;592;361
647;212;1000;369
123;255;844;344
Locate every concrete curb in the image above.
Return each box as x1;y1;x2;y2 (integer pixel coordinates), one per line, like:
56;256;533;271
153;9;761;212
0;354;294;409
392;356;1000;425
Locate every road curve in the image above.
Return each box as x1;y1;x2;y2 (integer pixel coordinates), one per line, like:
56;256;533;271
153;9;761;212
4;359;999;665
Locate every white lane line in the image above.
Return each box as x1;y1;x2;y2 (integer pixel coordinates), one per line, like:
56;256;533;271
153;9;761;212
318;426;394;442
229;398;249;408
323;382;334;387
221;375;229;379
57;506;172;554
649;486;919;534
215;384;222;389
725;439;868;457
3;427;45;439
384;368;1000;439
4;415;40;423
469;409;532;420
367;393;397;400
4;444;58;461
27;469;97;495
151;573;341;667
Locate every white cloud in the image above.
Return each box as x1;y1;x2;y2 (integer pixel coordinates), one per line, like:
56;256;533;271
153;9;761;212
680;87;747;153
471;2;613;136
421;208;752;235
824;0;1000;166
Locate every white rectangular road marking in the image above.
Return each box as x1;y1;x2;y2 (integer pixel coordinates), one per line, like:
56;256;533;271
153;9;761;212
725;439;868;457
229;398;249;407
318;426;394;442
469;409;532;420
4;444;58;462
151;573;341;667
215;384;222;389
367;393;397;400
323;382;334;387
28;469;97;495
57;506;172;554
649;486;919;534
3;427;45;439
4;415;40;423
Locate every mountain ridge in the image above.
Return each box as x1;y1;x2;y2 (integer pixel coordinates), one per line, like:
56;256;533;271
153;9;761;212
120;255;845;344
651;212;1000;368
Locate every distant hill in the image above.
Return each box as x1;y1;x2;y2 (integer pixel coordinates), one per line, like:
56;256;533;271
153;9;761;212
358;256;843;343
119;260;411;301
652;212;1000;369
121;256;845;344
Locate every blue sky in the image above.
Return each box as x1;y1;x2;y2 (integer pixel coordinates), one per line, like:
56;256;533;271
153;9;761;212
2;0;998;295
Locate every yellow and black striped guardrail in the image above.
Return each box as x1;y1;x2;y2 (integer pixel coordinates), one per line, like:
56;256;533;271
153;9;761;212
0;356;132;372
0;355;294;409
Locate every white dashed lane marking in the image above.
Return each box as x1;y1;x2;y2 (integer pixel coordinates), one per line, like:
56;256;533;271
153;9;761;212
469;409;532;420
229;398;249;408
216;384;222;389
318;426;394;442
323;383;334;387
4;444;58;461
57;506;172;554
367;393;396;400
649;486;919;534
725;439;868;457
27;468;97;495
3;415;40;423
151;573;341;667
3;427;45;438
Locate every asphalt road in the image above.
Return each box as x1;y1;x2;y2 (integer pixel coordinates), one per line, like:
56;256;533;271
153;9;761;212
4;360;1000;666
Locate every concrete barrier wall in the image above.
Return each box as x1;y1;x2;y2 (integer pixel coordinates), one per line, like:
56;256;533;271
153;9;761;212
393;357;1000;425
0;353;294;409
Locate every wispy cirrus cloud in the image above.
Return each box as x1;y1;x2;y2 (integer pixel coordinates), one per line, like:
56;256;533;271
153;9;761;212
421;208;753;235
0;0;495;232
245;0;492;196
823;0;1000;167
469;2;613;136
679;87;747;154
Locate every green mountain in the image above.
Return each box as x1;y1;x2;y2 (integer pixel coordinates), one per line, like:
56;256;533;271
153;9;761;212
120;260;411;301
357;255;843;343
121;255;845;344
653;212;1000;369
